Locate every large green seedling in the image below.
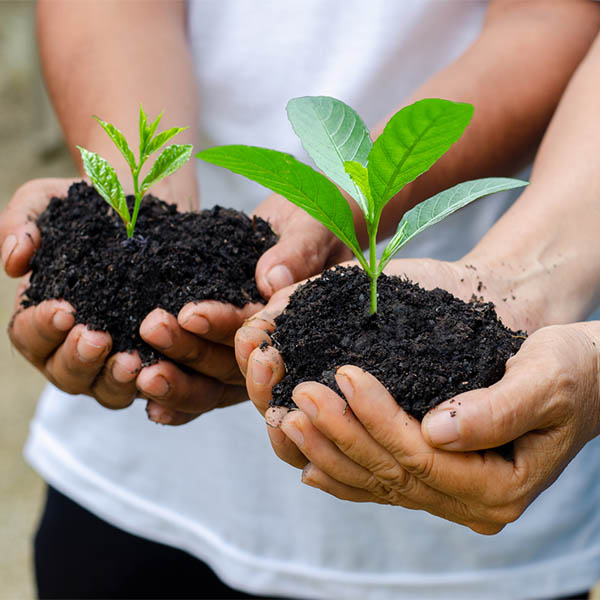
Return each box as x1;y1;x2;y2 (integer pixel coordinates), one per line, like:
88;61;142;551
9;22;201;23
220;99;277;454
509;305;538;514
78;106;193;238
197;97;527;313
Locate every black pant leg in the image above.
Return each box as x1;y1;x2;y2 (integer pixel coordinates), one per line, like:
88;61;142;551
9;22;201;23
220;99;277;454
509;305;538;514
34;486;291;600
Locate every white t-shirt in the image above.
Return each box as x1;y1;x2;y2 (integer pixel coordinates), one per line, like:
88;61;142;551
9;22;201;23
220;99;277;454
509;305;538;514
25;2;600;599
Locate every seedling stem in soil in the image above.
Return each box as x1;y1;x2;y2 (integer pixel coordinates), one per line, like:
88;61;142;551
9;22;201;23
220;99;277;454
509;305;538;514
78;105;193;238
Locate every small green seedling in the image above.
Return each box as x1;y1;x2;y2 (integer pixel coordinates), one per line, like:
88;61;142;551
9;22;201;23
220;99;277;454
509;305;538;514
77;106;193;238
197;97;527;313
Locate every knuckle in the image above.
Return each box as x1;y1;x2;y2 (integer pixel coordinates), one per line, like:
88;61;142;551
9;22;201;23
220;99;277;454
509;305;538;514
7;316;21;349
362;473;389;498
221;364;244;385
213;383;244;409
378;466;416;498
57;379;86;395
480;502;525;527
92;376;135;410
510;463;534;499
182;338;210;364
290;236;326;277
8;317;39;365
373;461;409;488
94;394;133;410
403;452;436;482
332;431;361;457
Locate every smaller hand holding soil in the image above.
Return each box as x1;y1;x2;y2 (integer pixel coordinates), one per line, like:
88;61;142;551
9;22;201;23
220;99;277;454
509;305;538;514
1;182;354;425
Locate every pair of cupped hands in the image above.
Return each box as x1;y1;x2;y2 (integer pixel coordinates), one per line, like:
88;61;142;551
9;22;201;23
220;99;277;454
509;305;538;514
3;178;600;534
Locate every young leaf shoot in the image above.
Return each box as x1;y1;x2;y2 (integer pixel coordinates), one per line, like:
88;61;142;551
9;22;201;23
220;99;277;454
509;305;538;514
77;106;193;238
197;97;527;313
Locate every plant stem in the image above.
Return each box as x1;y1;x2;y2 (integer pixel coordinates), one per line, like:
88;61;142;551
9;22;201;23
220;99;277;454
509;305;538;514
128;167;142;238
368;226;378;314
369;272;377;314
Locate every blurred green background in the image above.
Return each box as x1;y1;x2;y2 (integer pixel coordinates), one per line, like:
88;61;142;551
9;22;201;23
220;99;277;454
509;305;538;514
0;1;76;598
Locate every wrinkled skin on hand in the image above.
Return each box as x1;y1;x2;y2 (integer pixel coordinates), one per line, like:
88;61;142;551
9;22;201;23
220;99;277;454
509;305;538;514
235;260;600;533
2;181;349;423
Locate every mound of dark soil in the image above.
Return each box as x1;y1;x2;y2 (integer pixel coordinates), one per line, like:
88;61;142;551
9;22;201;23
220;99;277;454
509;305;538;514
271;266;525;420
23;182;277;363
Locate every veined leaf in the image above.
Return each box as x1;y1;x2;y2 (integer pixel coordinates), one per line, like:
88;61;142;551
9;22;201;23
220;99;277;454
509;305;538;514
77;146;129;220
141;144;192;193
368;99;474;217
287;96;372;210
344;160;373;220
144;126;188;159
197;145;365;261
93;116;137;172
378;177;529;273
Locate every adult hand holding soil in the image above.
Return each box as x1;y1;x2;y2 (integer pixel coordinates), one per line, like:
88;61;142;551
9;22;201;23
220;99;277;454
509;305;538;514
279;323;600;534
236;256;534;470
274;321;600;535
237;263;600;533
139;193;352;425
420;319;600;468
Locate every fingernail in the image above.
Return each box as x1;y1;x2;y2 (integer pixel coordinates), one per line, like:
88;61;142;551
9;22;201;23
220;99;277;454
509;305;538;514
52;308;74;331
146;401;173;424
148;324;173;349
235;336;253;363
269;427;286;445
1;235;17;269
76;331;107;362
423;410;460;446
182;313;210;335
294;392;318;420
265;406;289;428
302;464;317;487
335;372;354;402
266;265;294;293
21;224;38;247
112;361;137;384
252;360;272;386
146;375;170;399
281;420;304;447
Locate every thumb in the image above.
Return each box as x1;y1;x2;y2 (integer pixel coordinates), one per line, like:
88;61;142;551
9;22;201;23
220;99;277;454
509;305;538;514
255;204;348;298
1;178;73;277
421;359;551;452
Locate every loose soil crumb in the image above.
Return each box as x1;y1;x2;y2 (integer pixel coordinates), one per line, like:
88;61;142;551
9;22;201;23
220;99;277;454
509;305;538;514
23;182;277;363
271;266;525;420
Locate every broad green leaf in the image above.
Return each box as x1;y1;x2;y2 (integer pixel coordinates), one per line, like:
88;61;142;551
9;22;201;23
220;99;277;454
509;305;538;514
368;99;474;217
141;143;192;193
197;145;365;262
144;126;188;159
378;177;529;273
77;146;129;220
344;160;373;219
93;116;137;172
287;96;372;208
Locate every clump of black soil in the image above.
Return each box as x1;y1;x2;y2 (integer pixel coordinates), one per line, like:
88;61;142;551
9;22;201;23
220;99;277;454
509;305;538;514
23;182;277;363
271;266;525;420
